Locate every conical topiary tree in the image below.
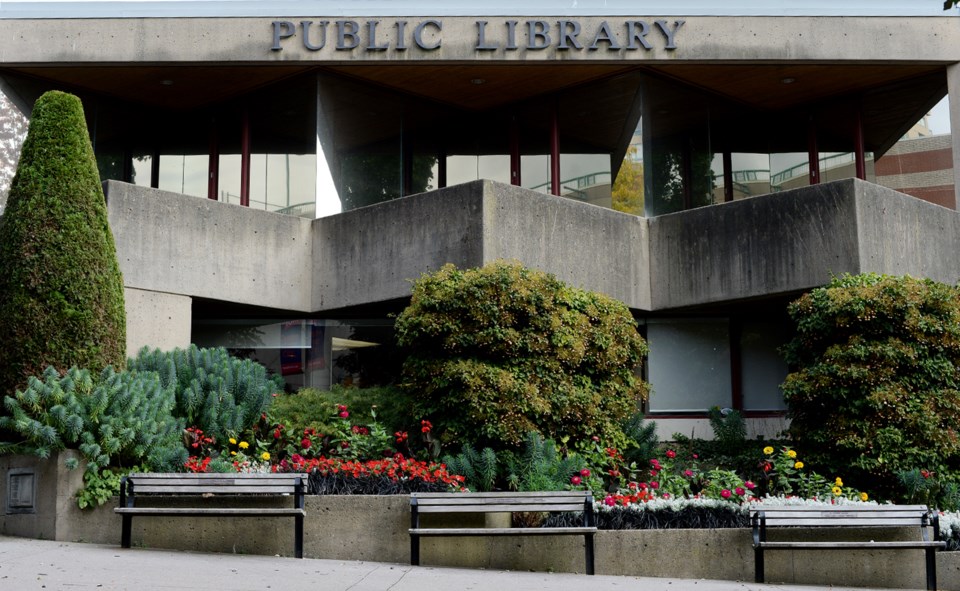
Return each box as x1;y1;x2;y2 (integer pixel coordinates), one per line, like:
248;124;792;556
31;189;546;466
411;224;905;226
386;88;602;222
0;90;126;397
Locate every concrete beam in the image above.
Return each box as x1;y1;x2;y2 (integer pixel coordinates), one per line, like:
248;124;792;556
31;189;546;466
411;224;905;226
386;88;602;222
105;181;314;312
949;62;960;208
0;17;957;65
312;180;649;312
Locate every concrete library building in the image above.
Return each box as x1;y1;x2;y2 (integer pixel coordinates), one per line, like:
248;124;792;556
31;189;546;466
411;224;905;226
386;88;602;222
0;1;958;437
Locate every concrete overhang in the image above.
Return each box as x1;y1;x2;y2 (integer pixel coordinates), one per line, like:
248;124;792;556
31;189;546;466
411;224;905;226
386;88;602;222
106;178;960;317
1;16;957;156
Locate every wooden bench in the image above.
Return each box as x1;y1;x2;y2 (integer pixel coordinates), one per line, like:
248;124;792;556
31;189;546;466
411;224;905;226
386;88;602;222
751;504;946;590
409;491;597;574
116;473;307;558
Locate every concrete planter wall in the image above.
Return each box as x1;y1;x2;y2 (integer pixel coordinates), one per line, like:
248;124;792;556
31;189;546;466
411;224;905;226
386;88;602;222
4;455;960;589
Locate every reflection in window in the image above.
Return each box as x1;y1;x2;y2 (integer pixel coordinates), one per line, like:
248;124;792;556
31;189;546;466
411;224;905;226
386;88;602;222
646;318;732;413
739;322;788;411
192;318;399;392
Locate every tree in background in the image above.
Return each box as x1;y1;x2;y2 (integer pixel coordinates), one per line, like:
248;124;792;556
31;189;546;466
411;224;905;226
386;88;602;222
395;261;649;454
0;91;126;397
612;145;644;215
782;273;960;498
0;91;28;207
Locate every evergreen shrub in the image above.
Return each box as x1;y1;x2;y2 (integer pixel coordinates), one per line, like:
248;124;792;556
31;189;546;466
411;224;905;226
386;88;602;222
0;366;185;472
782;273;960;498
395;261;649;453
129;345;283;444
0;91;126;396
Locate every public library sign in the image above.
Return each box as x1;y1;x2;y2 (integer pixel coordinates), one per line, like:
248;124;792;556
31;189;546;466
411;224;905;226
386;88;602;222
271;19;684;52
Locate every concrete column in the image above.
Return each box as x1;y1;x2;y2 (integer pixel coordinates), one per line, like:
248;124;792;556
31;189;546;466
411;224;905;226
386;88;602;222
949;63;960;209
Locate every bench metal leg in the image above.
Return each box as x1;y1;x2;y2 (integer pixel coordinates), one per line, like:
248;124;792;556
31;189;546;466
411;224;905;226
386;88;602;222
294;514;304;559
410;534;420;566
121;515;132;548
926;548;937;590
584;533;595;575
754;548;764;583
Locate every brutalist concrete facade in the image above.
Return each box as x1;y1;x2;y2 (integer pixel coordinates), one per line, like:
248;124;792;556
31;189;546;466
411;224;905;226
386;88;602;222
109;178;960;353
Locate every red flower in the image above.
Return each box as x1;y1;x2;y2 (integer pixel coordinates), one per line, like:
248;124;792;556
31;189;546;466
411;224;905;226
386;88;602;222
570;475;582;485
341;441;350;448
421;420;432;433
580;468;590;478
301;438;312;449
735;487;745;496
665;449;676;459
337;404;347;412
273;429;281;439
720;489;732;499
351;425;361;434
339;410;350;419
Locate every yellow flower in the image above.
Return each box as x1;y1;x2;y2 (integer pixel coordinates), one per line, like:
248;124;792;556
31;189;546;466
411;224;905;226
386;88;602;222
860;492;869;502
239;441;249;449
230;451;237;456
229;437;237;445
786;450;797;459
835;477;843;486
832;486;842;496
794;461;804;469
261;452;271;461
763;446;774;455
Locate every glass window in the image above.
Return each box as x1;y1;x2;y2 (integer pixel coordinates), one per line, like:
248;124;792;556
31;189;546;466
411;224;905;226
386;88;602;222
646;318;732;413
192;317;399;392
739;321;788;411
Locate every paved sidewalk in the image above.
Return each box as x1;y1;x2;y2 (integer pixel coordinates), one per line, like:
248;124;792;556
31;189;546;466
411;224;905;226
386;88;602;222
0;536;907;591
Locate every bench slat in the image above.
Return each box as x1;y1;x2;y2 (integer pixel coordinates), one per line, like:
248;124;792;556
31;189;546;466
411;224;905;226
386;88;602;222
417;503;587;513
412;491;588;499
762;518;927;527
131;485;298;494
410;527;597;536
115;507;305;516
758;541;945;549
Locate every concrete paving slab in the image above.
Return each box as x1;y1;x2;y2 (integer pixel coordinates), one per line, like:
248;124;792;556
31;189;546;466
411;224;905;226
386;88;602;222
0;536;916;591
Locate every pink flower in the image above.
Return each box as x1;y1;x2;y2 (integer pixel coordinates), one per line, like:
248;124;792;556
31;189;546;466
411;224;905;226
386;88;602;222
591;436;600;442
570;475;582;486
580;468;591;478
684;469;694;477
337;404;347;412
720;489;732;499
339;410;350;419
603;495;616;506
735;487;745;496
650;459;661;469
650;481;659;489
662;493;671;499
745;481;756;490
665;450;676;459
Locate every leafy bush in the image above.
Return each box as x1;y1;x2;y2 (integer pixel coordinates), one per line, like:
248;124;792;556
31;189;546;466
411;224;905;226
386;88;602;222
395;261;649;453
0;366;185;472
129;345;282;444
269;385;411;440
781;273;960;498
0;90;126;398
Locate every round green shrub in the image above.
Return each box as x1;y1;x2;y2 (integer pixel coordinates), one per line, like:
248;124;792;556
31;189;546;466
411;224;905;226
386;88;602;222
782;273;960;497
395;261;649;453
0;91;126;396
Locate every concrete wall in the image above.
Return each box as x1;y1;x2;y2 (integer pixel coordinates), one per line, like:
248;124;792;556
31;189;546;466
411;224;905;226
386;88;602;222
124;288;191;355
0;17;957;64
108;178;960;325
106;181;314;313
313;181;649;311
648;178;960;311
